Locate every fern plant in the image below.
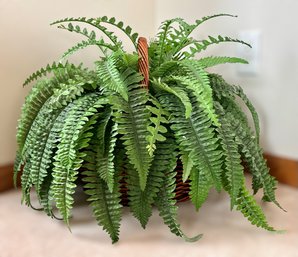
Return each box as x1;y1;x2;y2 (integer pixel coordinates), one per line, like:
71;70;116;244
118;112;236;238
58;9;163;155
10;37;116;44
15;14;283;243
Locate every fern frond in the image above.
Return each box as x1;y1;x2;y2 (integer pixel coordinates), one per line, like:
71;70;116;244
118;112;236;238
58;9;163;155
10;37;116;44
225;106;282;210
110;80;152;190
151;61;180;78
48;82;85;109
189;165;213;210
169;62;219;126
160;93;222;194
23;62;80;86
52;16;140;50
232;86;260;143
182;35;251;59
215;102;244;209
146;98;169;156
235;180;276;231
171;14;237;58
154;137;202;241
51;18;122;48
96;54;142;101
61;39;118;61
151;78;192;118
181;152;194;182
94;110;118;192
155;18;189;65
51;93;107;224
96;16;139;49
83;167;122;243
198;56;248;68
126;163;161;228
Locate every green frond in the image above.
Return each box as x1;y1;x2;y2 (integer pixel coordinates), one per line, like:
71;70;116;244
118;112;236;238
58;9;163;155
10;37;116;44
82;167;122;243
51;93;107;224
183;35;251;59
94;110;118;192
169;61;219;126
126;163;161;228
225;107;282;210
232;86;260;143
96;54;143;101
146;98;169;156
48;82;85;109
198;56;248;68
23;62;80;86
96;16;139;49
13;151;23;187
19;99;71;205
151;61;179;78
235;180;276;231
215;102;244;209
171;14;237;58
189;165;213;210
17;80;57;152
51;18;122;48
111;82;152;191
155;18;189;65
160;93;222;194
151;78;192;118
194;13;237;26
181;152;194;182
61;39;118;61
155;137;202;241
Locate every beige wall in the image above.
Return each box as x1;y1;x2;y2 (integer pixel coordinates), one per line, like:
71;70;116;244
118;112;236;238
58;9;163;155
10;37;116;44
155;0;298;160
0;0;155;165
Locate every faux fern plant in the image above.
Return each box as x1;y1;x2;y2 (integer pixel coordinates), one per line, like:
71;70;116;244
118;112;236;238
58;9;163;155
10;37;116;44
15;14;282;243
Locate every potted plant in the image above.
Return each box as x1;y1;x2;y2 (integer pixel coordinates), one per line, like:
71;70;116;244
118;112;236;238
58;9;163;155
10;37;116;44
14;14;282;243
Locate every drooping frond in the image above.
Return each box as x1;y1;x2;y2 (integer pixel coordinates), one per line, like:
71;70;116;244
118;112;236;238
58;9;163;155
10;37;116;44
198;56;248;68
94;109;118;192
82;165;122;243
235;180;276;231
145;98;169;156
111;82;152;190
50;93;107;224
155;137;202;241
168;60;219;126
180;152;194;183
159;93;222;195
215;102;244;209
232;86;260;143
224;105;282;210
126;162;162;228
151;78;192;118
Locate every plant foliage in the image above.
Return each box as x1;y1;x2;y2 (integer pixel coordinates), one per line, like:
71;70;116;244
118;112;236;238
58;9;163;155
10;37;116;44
15;14;282;243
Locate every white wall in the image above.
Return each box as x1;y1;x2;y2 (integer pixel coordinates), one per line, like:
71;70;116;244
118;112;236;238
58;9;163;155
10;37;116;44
155;0;298;160
0;0;155;165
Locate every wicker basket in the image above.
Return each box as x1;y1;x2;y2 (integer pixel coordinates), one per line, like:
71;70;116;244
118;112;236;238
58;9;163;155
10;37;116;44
119;37;190;206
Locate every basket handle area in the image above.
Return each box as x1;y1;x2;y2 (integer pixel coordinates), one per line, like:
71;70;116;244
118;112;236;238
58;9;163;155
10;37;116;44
137;37;149;89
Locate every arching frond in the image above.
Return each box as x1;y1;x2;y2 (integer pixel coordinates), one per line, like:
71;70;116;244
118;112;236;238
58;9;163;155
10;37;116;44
111;82;152;190
51;93;107;224
198;56;248;68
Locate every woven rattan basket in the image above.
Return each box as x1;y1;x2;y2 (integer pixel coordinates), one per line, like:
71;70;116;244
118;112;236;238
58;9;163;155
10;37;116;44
119;37;190;206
